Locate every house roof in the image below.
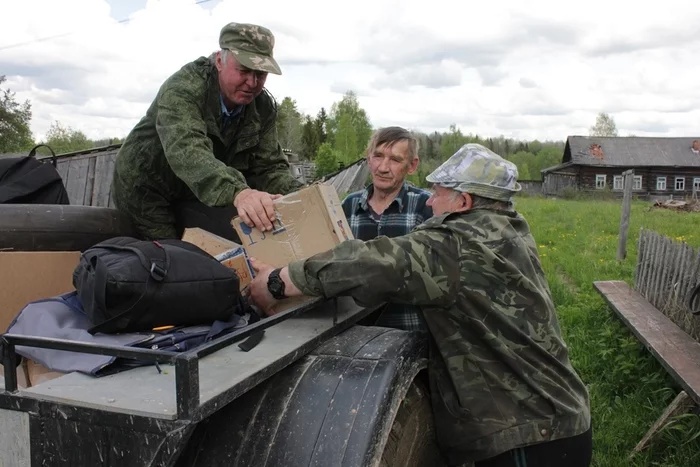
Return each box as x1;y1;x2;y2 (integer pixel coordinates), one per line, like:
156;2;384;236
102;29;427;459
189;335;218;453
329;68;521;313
563;136;700;167
321;157;370;196
541;161;575;174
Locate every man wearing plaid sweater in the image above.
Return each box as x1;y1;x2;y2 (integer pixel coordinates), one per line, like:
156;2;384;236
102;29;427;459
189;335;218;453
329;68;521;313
342;126;433;332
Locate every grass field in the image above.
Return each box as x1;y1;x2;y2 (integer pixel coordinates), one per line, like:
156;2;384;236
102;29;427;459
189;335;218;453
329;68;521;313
513;196;700;467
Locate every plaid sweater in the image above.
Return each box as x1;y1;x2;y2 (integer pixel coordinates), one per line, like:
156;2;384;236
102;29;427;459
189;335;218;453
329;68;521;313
341;183;433;331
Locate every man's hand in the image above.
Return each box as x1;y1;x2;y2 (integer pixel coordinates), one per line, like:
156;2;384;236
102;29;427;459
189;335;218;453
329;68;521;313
245;257;278;315
233;188;283;231
245;257;303;316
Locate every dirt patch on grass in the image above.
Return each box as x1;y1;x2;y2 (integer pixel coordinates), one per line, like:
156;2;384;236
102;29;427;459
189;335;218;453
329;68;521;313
556;266;579;295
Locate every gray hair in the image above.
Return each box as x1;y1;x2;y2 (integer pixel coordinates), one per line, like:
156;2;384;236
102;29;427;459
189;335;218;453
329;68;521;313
366;126;419;161
209;49;233;65
450;189;513;211
220;49;232;65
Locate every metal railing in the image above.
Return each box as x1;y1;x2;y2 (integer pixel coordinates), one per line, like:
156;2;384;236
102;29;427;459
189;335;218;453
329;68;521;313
1;298;322;420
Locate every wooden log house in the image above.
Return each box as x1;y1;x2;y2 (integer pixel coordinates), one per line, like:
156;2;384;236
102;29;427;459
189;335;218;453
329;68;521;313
542;136;700;199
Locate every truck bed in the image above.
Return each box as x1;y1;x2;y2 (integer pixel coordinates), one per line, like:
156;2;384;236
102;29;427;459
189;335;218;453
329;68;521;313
1;296;376;422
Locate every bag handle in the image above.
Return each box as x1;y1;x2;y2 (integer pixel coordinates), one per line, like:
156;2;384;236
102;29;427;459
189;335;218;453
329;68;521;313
87;241;170;334
90;240;170;280
28;143;58;168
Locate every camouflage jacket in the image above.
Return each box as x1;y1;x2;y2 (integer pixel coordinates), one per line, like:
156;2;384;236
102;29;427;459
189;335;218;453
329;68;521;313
113;56;302;207
288;208;591;462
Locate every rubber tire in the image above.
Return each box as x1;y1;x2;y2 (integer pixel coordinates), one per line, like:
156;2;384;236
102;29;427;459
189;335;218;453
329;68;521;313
0;204;137;252
379;379;444;467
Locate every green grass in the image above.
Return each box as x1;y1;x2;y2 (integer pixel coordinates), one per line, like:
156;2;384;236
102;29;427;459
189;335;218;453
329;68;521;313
513;196;700;467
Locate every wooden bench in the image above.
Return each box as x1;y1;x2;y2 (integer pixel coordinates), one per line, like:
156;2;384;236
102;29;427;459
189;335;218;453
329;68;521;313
594;228;700;455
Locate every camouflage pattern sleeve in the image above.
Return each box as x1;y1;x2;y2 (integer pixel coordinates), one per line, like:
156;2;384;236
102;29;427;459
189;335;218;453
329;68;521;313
245;119;304;195
155;88;249;206
287;228;460;308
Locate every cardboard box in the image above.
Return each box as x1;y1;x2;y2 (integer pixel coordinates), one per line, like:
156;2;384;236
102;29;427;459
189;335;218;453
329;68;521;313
181;227;241;256
0;251;81;331
26;359;65;386
216;248;254;291
231;183;353;267
231;184;353;313
181;227;253;291
0;251;79;388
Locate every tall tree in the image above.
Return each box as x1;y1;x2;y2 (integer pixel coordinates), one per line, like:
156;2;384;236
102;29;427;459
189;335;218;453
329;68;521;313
0;75;34;153
440;124;466;158
411;131;438;162
519;162;532;181
276;97;304;154
315;107;328;144
315;142;340;178
333;113;359;166
589;112;618;137
43;120;92;154
327;91;372;163
301;115;320;160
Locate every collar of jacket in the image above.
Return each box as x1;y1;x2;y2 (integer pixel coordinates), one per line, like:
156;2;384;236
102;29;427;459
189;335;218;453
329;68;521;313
357;182;409;214
219;93;243;119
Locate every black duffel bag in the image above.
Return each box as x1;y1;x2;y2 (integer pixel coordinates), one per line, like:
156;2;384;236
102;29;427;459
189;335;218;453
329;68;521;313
73;236;242;334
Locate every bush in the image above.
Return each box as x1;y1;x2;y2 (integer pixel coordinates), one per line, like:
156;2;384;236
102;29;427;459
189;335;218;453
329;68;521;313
562;186;578;199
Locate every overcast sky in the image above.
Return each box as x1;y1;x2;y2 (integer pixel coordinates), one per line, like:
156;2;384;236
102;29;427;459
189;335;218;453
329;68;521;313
2;0;699;143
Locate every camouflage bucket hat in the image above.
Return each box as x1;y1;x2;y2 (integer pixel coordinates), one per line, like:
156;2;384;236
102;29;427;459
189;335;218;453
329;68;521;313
219;22;282;75
426;143;521;202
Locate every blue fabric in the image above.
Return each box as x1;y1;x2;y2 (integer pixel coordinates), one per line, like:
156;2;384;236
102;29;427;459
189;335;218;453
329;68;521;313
6;291;248;376
219;93;243;133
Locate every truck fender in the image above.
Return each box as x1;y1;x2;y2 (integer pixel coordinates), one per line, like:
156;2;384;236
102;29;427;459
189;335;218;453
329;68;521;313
176;324;432;467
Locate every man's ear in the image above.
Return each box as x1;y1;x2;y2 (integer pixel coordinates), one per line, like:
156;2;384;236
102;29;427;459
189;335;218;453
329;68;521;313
407;155;420;175
215;51;224;72
455;192;472;212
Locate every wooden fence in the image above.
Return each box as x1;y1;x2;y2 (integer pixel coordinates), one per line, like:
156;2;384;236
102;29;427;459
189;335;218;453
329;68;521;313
542;172;578;196
635;228;700;341
517;180;543;196
41;144;363;207
48;146;119;208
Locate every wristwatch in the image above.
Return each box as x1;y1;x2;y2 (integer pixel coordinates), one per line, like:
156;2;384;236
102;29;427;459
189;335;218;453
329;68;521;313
267;268;286;299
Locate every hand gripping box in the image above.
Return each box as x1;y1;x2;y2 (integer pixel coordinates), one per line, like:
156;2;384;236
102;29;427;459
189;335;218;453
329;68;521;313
231;183;353;267
231;184;354;312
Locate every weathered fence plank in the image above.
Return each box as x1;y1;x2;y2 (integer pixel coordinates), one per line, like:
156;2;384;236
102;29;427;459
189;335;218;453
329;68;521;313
635;228;700;342
598;228;700;456
83;155;96;206
617;169;634;261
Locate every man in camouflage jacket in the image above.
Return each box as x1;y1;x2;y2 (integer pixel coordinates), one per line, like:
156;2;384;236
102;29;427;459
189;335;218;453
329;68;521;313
112;22;303;240
246;144;592;466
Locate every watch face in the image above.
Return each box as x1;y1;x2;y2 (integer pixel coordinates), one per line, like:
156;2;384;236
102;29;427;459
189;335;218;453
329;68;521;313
268;271;285;298
269;281;283;295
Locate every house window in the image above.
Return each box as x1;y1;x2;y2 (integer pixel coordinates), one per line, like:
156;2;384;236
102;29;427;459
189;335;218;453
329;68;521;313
694;178;700;193
675;177;685;191
613;176;624;190
633;175;642;190
595;174;606;189
656;177;666;190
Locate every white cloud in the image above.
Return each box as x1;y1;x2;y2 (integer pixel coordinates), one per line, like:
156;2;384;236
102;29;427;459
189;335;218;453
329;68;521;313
519;78;538;89
1;0;699;144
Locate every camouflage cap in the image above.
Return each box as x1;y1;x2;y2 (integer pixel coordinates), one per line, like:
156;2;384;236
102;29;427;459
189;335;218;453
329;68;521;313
219;22;282;75
426;143;521;201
